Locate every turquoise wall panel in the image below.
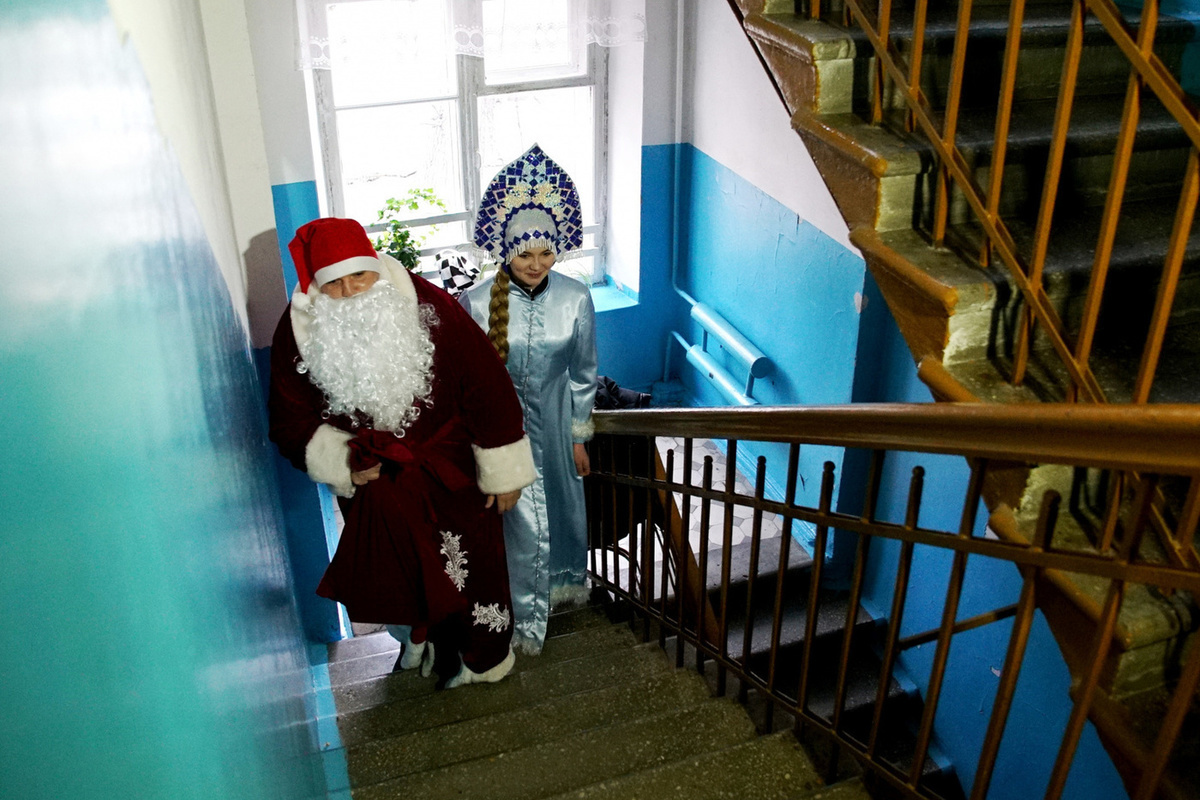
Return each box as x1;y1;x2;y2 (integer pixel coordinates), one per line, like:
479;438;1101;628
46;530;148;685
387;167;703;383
0;8;322;799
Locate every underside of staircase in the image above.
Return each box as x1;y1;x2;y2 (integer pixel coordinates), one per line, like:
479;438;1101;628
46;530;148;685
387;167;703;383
728;0;1200;796
325;601;872;799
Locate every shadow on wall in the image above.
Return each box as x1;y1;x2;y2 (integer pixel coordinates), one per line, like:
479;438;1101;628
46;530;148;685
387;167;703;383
246;229;287;349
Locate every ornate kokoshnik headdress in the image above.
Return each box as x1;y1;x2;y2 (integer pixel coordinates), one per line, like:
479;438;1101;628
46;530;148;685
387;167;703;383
472;143;584;266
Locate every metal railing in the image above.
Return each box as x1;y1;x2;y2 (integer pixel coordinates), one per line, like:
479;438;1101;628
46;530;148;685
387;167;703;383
803;0;1200;405
585;404;1200;800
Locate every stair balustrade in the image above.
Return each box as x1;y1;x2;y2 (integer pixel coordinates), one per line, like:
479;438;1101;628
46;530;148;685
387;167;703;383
586;403;1200;800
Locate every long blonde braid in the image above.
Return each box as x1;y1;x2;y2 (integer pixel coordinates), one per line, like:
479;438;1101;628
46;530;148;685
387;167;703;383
487;268;511;364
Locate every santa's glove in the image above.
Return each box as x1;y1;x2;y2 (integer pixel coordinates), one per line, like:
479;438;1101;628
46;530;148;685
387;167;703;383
444;647;515;689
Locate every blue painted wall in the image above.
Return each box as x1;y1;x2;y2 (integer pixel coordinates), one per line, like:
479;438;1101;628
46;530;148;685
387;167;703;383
0;6;323;798
261;179;346;644
852;275;1128;799
666;144;869;545
658;133;1127;798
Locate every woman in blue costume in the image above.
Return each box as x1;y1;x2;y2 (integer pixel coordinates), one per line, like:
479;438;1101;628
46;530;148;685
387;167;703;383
460;144;598;655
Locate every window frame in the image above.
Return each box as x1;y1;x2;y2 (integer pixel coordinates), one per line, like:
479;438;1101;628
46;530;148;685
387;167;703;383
310;3;609;283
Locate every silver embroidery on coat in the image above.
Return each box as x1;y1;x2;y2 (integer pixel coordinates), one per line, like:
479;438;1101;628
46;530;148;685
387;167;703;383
440;531;468;591
472;602;511;633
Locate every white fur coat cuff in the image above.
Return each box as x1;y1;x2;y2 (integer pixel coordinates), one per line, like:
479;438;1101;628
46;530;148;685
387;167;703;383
305;424;356;498
473;436;536;495
571;415;595;442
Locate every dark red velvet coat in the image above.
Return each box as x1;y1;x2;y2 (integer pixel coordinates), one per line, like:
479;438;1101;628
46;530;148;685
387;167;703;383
268;272;529;636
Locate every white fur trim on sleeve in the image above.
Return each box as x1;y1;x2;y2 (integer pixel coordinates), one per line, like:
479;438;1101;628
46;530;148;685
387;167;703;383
472;435;536;495
305;424;356;498
571;415;595;442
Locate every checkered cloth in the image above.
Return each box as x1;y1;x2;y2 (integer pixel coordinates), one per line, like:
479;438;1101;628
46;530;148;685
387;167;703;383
436;249;481;297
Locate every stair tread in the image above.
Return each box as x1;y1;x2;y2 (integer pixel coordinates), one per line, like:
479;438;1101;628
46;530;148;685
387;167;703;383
335;642;672;747
329;616;637;690
345;668;714;788
350;700;759;800
544;731;829;800
904;93;1190;155
754;6;1193;65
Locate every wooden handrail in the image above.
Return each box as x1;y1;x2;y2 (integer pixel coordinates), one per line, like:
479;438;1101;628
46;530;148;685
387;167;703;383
595;404;1200;474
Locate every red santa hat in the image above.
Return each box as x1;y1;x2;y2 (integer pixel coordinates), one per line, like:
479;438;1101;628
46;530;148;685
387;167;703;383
289;217;380;293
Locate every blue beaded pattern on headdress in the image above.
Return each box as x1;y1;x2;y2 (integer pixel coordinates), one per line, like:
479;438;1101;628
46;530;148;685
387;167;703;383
473;143;584;264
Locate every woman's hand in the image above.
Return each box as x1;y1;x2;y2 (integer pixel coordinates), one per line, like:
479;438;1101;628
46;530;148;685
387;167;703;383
486;489;522;513
573;443;591;477
351;463;382;485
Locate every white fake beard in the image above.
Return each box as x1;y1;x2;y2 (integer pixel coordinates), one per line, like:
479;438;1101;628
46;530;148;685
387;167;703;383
303;280;436;434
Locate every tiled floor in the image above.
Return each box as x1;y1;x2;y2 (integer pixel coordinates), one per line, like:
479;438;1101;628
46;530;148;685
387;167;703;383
655;436;784;552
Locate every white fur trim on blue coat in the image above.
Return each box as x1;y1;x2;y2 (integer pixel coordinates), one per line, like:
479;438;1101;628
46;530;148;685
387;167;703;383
472;435;536;495
305;424;356;498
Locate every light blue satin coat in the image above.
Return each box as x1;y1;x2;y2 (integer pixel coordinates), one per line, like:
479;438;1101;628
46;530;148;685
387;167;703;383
461;271;598;653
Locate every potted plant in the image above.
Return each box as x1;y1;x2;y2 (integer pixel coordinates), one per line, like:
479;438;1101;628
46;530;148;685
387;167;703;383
371;188;447;270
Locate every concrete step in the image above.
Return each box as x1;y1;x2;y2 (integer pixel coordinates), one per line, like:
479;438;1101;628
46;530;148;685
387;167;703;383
544;731;833;800
350;700;760;800
331;618;639;708
746;7;1191;116
334;642;673;747
345;668;713;788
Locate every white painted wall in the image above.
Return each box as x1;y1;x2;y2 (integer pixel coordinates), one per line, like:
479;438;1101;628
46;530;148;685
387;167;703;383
684;0;853;252
641;0;681;148
605;35;646;292
244;0;319;186
108;0;248;328
198;0;285;347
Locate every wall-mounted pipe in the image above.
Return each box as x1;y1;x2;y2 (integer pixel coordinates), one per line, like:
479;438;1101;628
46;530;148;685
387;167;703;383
690;303;772;379
671;332;758;406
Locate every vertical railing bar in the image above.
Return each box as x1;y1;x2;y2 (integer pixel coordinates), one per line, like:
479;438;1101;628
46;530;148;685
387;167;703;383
663;448;676;650
585;441;596;581
1133;147;1200;403
1132;630;1200;800
908;459;987;785
981;0;1028;268
969;491;1060;800
1175;477;1200;555
906;0;930;133
600;437;613;591
1073;1;1161;393
1098;471;1127;555
739;456;769;707
835;527;873;743
958;458;988;539
678;439;695;668
868;466;924;758
1013;0;1087;388
871;0;894;126
796;462;837;725
932;0;976;245
625;442;639;618
863;449;886;523
765;442;801;733
697;456;714;672
642;436;656;642
717;439;740;696
1044;475;1156;799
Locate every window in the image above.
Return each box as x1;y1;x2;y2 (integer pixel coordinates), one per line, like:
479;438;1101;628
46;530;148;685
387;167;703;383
310;0;607;283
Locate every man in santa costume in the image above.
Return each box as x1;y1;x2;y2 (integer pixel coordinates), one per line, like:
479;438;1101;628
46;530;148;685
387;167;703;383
268;217;535;688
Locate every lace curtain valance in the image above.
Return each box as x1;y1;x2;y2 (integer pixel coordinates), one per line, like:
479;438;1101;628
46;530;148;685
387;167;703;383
296;0;647;70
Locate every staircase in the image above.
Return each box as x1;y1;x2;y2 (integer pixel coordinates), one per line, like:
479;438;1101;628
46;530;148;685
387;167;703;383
323;601;872;799
713;1;1200;796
